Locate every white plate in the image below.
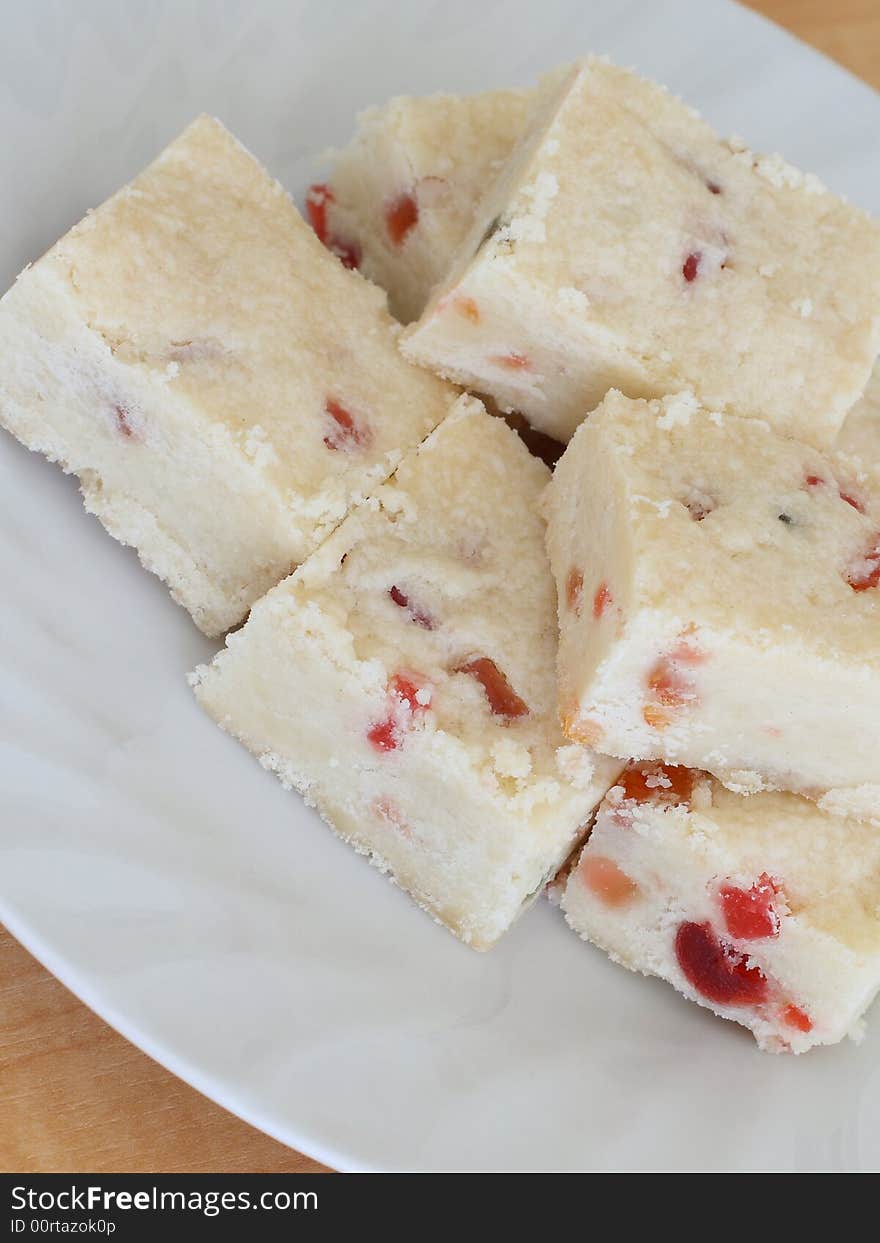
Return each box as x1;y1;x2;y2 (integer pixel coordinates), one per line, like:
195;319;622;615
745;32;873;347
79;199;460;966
2;0;879;1173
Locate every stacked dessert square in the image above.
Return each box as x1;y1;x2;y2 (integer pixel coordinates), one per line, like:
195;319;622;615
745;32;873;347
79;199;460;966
2;57;879;1050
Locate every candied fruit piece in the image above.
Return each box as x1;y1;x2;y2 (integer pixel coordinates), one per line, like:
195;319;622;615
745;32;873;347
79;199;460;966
563;713;604;747
113;402;136;439
642;703;671;730
593;582;613;619
373;796;413;839
682;252;701;283
839;488;865;513
805;472;865;513
647;656;692;707
323;398;370;450
455;296;480;324
781;1004;812;1034
367;673;429;753
490;352;531;371
845;535;880;592
644;635;703;720
390;672;428;713
457;657;528;719
388;585;434;630
674;921;768;1006
385;191;419;246
565;568;584;615
367;716;400;753
306;183;334;244
579;855;639;907
617;761;695;806
306;187;361;270
328;236;362;271
719;874;781;940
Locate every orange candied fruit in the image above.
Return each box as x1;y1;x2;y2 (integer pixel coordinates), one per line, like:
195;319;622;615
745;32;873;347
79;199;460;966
562;711;603;747
645;636;703;714
454;296;480;324
642;703;671;730
579;855;639;907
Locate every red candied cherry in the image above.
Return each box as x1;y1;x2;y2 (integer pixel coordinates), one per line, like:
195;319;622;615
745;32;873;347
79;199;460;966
617;761;696;807
839;488;866;513
113;402;136;439
719;873;781;940
305;185;361;269
385;191;419;246
306;183;334;243
389;673;427;713
367;673;430;752
367;716;399;752
674;921;768;1006
805;472;866;513
328;236;362;270
845;535;880;592
565;568;584;616
373;796;413;839
388;585;434;630
457;657;529;719
682;251;701;283
781;1004;812;1034
592;582;613;619
578;855;639;907
489;351;531;371
323;398;371;450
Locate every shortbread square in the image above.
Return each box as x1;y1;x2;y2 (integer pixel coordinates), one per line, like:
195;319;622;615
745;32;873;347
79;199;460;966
562;762;880;1053
0;115;455;635
403;58;880;446
543;389;880;812
193;397;619;948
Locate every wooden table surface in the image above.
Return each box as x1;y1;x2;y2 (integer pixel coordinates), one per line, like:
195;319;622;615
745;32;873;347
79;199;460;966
2;0;878;1176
